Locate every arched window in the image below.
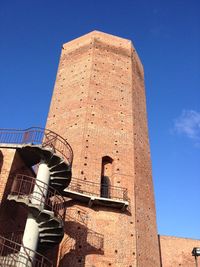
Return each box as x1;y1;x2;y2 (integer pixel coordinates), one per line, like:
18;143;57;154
100;156;113;198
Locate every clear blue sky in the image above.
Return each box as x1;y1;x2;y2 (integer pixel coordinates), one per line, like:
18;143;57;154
0;0;200;239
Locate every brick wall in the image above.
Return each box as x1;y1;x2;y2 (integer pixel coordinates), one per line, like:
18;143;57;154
131;46;160;266
0;148;34;237
46;31;160;266
159;235;200;267
0;148;16;203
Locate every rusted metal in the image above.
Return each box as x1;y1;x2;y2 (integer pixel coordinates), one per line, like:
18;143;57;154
0;234;53;267
10;174;66;221
0;127;73;166
68;177;128;202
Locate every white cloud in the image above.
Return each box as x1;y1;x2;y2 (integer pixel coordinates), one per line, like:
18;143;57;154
174;110;200;141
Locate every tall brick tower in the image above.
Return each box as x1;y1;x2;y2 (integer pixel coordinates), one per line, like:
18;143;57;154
46;31;160;267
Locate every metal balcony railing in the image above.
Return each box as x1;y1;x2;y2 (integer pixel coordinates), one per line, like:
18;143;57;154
0;235;52;267
10;174;66;220
0;127;73;166
67;178;128;202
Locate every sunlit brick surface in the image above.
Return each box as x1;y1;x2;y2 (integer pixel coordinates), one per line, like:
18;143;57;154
159;235;200;267
46;31;160;267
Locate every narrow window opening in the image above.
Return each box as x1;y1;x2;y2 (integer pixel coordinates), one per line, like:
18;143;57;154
100;156;113;198
101;175;110;198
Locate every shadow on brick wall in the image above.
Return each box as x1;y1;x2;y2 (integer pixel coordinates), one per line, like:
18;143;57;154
59;206;104;267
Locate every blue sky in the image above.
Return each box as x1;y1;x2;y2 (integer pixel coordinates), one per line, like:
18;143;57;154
0;0;200;239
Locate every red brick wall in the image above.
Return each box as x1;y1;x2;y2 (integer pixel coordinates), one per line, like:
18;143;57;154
0;148;16;203
159;235;200;267
46;31;160;267
0;148;33;237
131;47;160;266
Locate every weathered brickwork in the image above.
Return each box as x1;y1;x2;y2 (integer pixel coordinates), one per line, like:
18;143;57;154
0;148;33;237
46;31;160;266
131;48;161;266
0;148;16;203
159;235;200;267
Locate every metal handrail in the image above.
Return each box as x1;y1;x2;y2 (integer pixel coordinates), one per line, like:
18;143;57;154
0;231;34;265
0;231;23;246
67;177;128;202
0;127;73;166
10;174;66;221
0;234;53;267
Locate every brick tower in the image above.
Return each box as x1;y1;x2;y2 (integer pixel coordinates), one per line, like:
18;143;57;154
46;31;160;267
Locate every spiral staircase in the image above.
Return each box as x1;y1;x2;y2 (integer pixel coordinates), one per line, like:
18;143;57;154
0;127;73;266
0;127;129;266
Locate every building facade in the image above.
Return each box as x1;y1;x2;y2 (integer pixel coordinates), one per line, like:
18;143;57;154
0;31;199;267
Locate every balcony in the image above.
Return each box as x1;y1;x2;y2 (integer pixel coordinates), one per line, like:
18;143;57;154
64;178;129;210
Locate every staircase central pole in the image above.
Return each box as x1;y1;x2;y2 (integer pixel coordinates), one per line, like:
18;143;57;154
18;162;50;267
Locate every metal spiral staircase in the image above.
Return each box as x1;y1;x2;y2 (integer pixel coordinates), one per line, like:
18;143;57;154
0;127;129;266
8;174;66;248
0;127;73;266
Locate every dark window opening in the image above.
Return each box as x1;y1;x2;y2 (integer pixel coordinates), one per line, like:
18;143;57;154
101;175;110;198
100;156;113;198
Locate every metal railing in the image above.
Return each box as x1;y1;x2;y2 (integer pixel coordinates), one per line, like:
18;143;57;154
0;231;23;246
10;174;66;220
0;235;53;267
0;127;73;166
67;177;128;202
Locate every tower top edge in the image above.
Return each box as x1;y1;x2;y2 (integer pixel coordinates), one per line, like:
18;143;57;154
62;30;132;47
61;30;143;72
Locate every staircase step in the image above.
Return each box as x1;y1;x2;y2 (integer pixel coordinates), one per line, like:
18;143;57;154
48;155;63;168
39;226;63;234
7;194;29;205
39;237;64;245
48;160;66;171
49;183;67;191
36;210;54;224
50;169;70;176
20;145;71;192
50;179;68;184
7;195;45;217
38;217;61;228
19;145;53;166
38;148;54;163
39;232;63;237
